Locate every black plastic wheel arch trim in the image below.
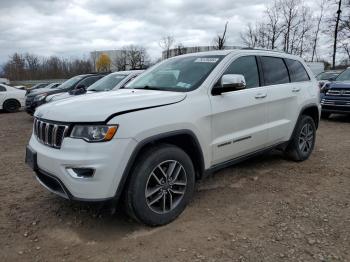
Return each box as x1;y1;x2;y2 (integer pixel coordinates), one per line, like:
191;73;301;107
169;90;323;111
111;129;205;203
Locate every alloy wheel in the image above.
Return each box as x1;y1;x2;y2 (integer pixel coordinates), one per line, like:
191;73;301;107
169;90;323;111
298;123;314;154
145;160;187;214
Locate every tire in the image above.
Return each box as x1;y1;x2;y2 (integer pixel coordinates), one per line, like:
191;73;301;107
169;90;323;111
124;144;195;226
321;112;331;119
3;99;20;113
285;115;316;162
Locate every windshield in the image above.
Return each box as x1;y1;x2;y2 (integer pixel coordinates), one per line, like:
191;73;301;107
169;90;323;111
57;75;84;89
126;55;224;92
87;73;127;92
336;69;350;81
316;72;339;81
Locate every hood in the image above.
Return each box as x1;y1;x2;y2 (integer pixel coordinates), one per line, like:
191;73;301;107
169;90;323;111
47;90;95;102
27;87;62;97
35;89;186;122
328;81;350;89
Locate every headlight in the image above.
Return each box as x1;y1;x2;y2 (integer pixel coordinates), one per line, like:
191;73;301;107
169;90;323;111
34;93;47;102
70;125;118;142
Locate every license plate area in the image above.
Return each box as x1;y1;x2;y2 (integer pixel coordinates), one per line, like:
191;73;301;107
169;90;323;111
25;146;38;171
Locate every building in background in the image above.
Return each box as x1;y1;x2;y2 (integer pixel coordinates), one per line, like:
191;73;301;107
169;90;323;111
91;48;149;72
91;50;126;72
161;46;241;59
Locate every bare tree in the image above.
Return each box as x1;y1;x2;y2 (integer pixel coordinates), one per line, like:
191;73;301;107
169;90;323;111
114;49;128;71
339;0;350;62
126;45;149;69
159;36;175;59
213;22;228;50
281;0;300;53
25;53;40;80
2;53;92;80
90;51;98;72
311;0;327;61
332;0;343;69
240;23;258;48
265;0;283;49
174;43;186;56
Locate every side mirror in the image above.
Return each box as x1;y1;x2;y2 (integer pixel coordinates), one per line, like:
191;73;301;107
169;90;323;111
76;84;86;90
69;85;87;95
212;74;246;95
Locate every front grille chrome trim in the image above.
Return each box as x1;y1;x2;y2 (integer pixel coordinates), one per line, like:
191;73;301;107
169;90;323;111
33;118;69;149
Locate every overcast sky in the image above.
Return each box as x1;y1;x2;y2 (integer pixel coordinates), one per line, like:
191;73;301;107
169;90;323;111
0;0;322;64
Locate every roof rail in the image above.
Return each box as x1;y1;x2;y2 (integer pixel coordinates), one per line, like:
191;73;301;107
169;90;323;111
240;47;290;54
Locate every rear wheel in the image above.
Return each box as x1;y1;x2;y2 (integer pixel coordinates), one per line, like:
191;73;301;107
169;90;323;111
3;99;20;113
285;115;316;161
124;144;195;226
321;112;331;119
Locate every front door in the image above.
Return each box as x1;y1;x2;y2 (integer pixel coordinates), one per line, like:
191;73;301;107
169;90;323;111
209;55;269;166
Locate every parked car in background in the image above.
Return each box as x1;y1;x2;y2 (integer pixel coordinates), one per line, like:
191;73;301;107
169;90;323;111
0;78;10;85
26;83;49;95
47;70;144;102
26;49;320;226
44;82;61;89
320;67;350;118
25;73;107;115
316;70;342;89
0;84;25;112
14;85;27;90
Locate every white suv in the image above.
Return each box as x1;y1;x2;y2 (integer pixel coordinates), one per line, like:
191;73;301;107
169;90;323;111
26;50;320;226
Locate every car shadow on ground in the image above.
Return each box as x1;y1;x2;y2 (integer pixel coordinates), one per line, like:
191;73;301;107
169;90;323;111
326;114;350;123
36;149;287;242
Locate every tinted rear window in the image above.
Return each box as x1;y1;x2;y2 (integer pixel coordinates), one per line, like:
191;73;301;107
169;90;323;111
285;59;310;82
261;56;289;85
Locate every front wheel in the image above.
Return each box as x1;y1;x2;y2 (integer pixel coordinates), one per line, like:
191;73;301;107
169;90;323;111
125;144;195;226
3;99;20;113
285;115;316;162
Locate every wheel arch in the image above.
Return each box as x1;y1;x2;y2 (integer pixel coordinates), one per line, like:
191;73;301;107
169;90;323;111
300;104;320;129
3;98;21;110
113;130;205;202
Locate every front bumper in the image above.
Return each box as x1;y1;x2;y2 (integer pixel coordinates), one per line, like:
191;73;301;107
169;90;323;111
27;134;137;201
25;98;44;115
320;96;350;114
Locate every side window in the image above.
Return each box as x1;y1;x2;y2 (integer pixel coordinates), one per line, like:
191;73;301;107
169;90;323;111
224;56;260;89
285;59;310;82
260;56;290;85
0;86;6;92
78;76;100;88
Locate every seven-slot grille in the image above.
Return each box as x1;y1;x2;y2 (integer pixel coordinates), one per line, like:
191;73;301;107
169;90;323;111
326;89;350;96
33;118;69;149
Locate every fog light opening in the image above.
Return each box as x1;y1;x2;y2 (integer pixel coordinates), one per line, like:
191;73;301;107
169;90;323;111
67;168;95;179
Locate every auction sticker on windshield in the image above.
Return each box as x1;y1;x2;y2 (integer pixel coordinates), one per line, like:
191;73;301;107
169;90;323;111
195;58;219;63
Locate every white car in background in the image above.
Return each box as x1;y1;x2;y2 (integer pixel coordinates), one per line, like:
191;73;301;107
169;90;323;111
0;84;25;112
46;70;144;102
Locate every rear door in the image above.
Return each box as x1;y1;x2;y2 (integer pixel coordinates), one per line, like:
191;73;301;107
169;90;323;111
260;56;307;144
210;55;269;165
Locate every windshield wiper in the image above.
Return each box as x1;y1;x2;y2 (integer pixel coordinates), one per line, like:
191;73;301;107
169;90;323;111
137;85;163;90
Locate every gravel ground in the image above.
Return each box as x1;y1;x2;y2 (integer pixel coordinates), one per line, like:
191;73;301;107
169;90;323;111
0;111;349;262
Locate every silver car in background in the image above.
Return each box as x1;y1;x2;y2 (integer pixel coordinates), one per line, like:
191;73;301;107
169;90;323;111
46;70;144;102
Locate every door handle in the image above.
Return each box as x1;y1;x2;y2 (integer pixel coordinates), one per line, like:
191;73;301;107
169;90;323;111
292;87;301;92
255;93;267;99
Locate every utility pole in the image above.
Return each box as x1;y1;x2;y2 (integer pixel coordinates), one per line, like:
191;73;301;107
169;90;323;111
332;0;342;69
